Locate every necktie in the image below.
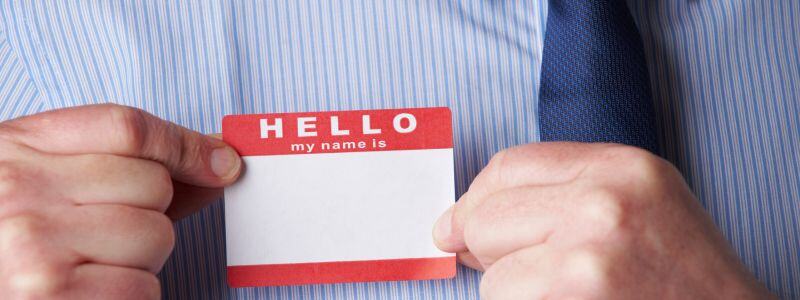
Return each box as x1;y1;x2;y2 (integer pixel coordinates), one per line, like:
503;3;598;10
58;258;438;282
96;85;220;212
538;0;659;153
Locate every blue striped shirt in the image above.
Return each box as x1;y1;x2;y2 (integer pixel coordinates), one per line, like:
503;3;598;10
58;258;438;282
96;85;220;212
1;1;798;298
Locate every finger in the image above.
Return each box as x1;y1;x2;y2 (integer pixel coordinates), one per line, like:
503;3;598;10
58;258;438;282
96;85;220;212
66;264;160;300
47;154;173;212
433;143;604;253
164;181;222;220
482;244;621;300
0;214;76;297
56;205;175;273
461;143;667;217
456;251;484;271
479;245;556;300
439;182;624;267
465;142;612;198
435;184;565;258
2;104;241;187
461;185;576;266
434;143;650;253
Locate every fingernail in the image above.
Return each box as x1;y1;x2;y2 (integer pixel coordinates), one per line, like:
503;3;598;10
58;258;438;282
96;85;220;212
433;206;454;245
210;146;241;179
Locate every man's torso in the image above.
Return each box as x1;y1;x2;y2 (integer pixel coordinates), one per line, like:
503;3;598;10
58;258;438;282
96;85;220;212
1;1;798;298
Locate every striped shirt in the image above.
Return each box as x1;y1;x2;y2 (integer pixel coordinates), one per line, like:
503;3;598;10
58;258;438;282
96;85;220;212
1;1;798;298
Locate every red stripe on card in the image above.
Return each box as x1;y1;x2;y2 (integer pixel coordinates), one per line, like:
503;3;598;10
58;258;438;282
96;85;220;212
227;256;456;287
223;107;453;156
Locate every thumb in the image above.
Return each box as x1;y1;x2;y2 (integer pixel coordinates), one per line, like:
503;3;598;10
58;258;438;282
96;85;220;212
4;104;242;187
433;201;467;253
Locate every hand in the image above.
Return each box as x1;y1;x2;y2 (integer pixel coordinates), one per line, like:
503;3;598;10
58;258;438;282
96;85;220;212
433;143;772;299
0;104;241;299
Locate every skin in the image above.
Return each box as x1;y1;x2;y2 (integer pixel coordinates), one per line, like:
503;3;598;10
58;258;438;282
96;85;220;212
0;104;772;299
0;104;241;299
432;143;774;299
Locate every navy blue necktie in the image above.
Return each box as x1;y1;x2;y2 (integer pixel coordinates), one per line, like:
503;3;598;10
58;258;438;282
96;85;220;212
538;0;659;153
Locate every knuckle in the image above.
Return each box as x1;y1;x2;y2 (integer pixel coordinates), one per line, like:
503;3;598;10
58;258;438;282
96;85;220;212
484;149;512;181
480;146;537;191
152;166;174;211
0;161;26;198
0;214;44;246
106;104;148;155
173;136;202;172
486;149;510;170
604;145;669;181
0;215;66;296
563;248;612;287
599;145;685;205
581;188;628;231
489;148;519;178
8;265;67;296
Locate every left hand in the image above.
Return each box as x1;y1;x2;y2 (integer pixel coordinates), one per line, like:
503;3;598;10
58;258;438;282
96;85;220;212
433;143;772;299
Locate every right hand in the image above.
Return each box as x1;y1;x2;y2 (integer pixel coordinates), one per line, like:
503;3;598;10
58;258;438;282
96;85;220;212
0;104;242;299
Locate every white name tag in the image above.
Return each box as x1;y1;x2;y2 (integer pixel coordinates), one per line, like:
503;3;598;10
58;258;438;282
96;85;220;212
222;107;456;287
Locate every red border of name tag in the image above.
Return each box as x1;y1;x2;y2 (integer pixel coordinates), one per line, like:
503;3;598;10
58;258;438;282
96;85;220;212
223;107;456;287
227;257;457;287
223;107;453;156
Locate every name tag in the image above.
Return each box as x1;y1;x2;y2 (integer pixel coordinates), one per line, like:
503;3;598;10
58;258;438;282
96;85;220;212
222;107;456;287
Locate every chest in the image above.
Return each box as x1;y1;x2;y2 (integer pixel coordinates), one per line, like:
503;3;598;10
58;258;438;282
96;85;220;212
2;0;546;195
4;0;541;127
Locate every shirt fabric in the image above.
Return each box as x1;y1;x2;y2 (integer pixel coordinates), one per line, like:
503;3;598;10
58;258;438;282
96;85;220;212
0;1;798;299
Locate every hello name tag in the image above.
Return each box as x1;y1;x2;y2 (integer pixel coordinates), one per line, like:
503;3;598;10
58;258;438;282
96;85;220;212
222;107;456;287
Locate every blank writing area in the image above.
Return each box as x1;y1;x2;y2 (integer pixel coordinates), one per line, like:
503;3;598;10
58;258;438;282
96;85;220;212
225;149;455;268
